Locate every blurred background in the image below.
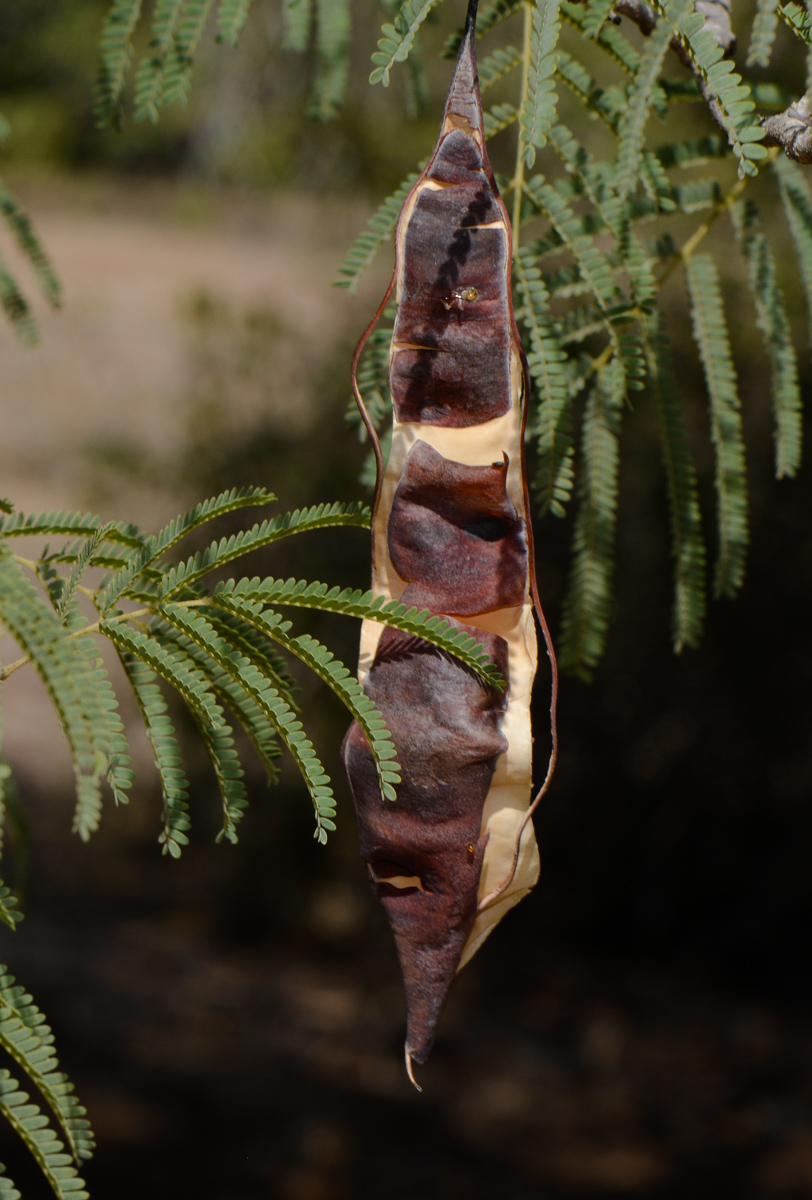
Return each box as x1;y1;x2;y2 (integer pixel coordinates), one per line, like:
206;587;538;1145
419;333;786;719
2;1;812;1196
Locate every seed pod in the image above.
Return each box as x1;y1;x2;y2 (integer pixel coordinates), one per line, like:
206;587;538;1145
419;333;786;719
344;0;557;1086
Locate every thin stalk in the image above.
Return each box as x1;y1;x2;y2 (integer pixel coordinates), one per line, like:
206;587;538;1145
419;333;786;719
0;600;208;681
659;148;779;286
511;0;534;250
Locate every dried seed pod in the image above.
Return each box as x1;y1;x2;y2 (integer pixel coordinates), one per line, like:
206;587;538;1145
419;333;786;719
344;0;557;1085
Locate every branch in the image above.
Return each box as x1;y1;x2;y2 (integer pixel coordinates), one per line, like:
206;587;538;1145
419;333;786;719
570;0;734;137
600;0;812;165
761;95;812;163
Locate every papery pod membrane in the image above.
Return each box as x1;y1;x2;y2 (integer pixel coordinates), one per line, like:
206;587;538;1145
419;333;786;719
344;0;556;1086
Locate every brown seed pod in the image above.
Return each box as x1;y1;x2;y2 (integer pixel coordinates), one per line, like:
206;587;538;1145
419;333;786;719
344;0;558;1087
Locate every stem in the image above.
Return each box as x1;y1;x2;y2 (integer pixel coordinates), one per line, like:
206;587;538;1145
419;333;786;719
0;600;208;682
658;148;779;285
511;0;534;251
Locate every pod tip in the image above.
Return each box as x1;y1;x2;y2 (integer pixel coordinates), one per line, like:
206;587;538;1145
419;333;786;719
405;1047;423;1092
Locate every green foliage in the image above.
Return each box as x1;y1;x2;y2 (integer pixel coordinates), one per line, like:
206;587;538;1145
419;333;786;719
731;199;802;479
559;358;624;679
748;0;781;65
513;245;573;518
216;0;256;45
686;253;749;600
645;316;706;652
95;0;143;129
1;491;503;854
310;0;351;119
779;0;811;42
370;0;444;87
519;0;562;168
0;165;61;348
0;964;96;1200
325;0;805;672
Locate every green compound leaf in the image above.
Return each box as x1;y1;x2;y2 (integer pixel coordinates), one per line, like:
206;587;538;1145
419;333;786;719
685;253;748;599
370;0;443;86
514;246;574;518
614;2;683;199
0;966;95;1164
216;0;255;45
519;0;562;168
0;553;105;835
154;502;371;600
559;357;625;679
133;0;185;123
0;1068;88;1200
95;0;144;129
731;200;802;480
212;576;506;690
645;315;707;652
310;0;351;120
117;651;191;857
334;169;422;292
155;603;337;842
98;486;276;612
748;0;781;65
283;0;314;51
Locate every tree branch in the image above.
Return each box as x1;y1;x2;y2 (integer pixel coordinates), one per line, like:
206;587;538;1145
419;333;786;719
578;0;812;166
761;95;812;163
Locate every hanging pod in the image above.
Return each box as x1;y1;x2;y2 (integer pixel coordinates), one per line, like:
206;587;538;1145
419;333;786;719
343;0;557;1087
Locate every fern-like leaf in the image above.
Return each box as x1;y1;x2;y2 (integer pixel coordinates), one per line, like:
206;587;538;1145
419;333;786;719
779;0;811;42
56;527;115;620
282;0;314;50
614;4;682;199
0;968;95;1163
748;0;781;65
157;618;283;787
645;316;706;651
133;0;185;123
0;178;61;309
117;651;191;857
101;621;224;727
211;578;506;689
478;44;522;89
149;620;256;841
685;253;748;598
773;154;812;356
731;201;802;479
310;0;350;120
0;509;143;548
0;1164;18;1200
523;175;620;311
514;246;574;517
0;553;104;833
582;0;615;37
0;253;38;347
160;0;216;109
216;0;254;44
95;0;144;129
164;602;400;802
370;0;443;86
0;885;22;934
152;604;337;841
98;485;275;612
0;1070;88;1200
665;0;767;176
334;170;421;292
155;502;370;600
520;0;562;167
483;103;519;138
559;358;625;678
